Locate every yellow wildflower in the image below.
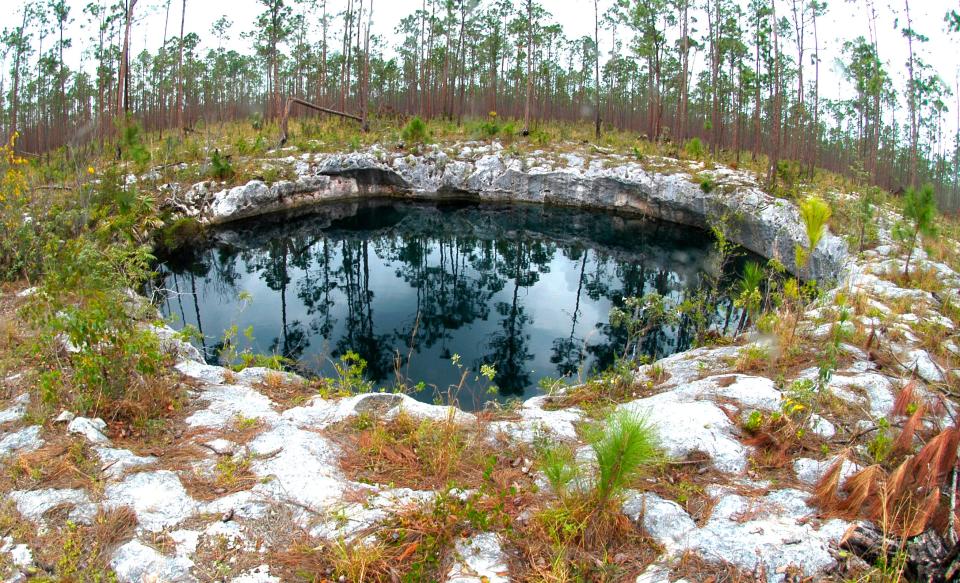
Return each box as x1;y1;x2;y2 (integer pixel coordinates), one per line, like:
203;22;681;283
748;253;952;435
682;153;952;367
87;166;96;175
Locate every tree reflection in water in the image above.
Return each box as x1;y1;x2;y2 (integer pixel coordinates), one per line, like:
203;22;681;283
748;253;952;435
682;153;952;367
153;199;751;409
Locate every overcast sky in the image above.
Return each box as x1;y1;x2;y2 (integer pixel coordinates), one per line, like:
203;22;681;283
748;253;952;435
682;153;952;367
2;0;959;141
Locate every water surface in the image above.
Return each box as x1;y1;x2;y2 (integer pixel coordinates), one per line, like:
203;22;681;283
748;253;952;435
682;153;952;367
155;199;746;408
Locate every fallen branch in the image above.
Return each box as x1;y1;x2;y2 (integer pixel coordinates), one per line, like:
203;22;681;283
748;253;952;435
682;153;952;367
842;522;959;582
279;97;366;146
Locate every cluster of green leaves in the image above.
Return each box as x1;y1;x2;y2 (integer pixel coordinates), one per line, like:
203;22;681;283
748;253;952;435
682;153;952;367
0;138;182;424
795;196;832;273
683;137;706;160
216;321;287;373
673;213;748;346
331;350;375;394
538;410;660;507
609;292;676;361
19;167;173;422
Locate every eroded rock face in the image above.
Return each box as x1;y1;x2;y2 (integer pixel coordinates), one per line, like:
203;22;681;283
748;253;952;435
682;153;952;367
200;147;847;282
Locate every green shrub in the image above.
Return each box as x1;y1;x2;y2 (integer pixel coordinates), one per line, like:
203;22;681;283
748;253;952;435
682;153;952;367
698;174;717;193
776;160;801;197
478;119;500;138
684;137;706;160
539;442;579;497
156;216;204;253
25;236;167;417
119;118;151;167
210;149;234;180
400;116;430;145
744;410;763;432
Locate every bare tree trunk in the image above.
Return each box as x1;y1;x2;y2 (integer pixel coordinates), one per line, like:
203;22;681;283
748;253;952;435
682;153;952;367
752;6;761;162
9;7;28;143
677;0;689;143
361;0;372;129
117;0;138;117
176;0;186;131
594;0;600;139
767;0;782;189
340;0;353;112
904;0;919;188
809;2;820;177
523;0;532;135
790;0;805;162
319;0;328;106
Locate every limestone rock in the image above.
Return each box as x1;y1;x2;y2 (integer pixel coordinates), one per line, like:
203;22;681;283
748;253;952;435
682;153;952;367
104;471;198;532
689;489;849;582
199;148;848;282
446;532;509;583
111;539;195;583
95;446;156;479
793;456;862;486
0;393;29;424
67;417;111;444
0;425;43;456
622;491;697;551
231;565;280;583
9;488;94;523
54;410;75;423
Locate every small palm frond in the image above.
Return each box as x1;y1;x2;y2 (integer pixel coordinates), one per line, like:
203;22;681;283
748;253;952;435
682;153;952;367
892;379;918;418
891;404;927;456
799;196;833;251
913;426;960;488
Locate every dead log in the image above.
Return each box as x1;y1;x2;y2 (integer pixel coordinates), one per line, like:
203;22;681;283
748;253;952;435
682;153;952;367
278;98;366;146
841;522;960;582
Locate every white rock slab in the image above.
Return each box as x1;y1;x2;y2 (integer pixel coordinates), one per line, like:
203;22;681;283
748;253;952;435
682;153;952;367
446;532;509;583
111;539;196;583
67;417;111;444
0;425;43;456
104;471;199;532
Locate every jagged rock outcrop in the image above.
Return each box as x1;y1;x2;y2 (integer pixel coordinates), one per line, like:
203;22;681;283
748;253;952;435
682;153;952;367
197;145;848;282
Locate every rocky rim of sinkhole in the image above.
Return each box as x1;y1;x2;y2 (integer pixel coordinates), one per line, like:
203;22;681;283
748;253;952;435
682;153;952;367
1;141;958;582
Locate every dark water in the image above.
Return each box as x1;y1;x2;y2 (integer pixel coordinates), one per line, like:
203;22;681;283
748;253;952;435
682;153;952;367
154;199;748;409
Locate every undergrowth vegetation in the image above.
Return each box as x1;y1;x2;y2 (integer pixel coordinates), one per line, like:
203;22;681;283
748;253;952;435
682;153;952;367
512;410;662;580
0;113;959;581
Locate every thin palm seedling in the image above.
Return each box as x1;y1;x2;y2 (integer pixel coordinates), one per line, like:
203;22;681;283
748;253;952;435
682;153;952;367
796;196;832;273
786;197;832;346
734;261;764;336
609;293;675;361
